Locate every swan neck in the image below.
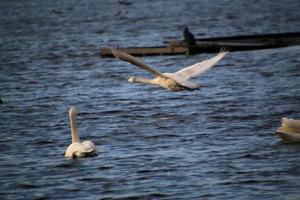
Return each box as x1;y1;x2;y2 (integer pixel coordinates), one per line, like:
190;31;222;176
70;112;80;143
133;77;156;85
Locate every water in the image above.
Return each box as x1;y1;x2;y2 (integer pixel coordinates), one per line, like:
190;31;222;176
1;0;300;199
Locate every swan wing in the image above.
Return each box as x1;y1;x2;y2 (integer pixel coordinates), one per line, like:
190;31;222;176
65;142;97;158
174;48;229;80
274;118;300;142
82;141;97;153
65;142;84;158
110;48;167;78
281;118;300;132
164;73;199;89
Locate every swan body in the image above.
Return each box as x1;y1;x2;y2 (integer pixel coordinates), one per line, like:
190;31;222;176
275;118;300;142
65;107;97;158
110;48;228;91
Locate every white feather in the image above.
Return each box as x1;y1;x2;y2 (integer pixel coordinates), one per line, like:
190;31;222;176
174;50;229;80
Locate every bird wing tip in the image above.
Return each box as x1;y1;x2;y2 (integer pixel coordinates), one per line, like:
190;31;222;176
219;47;230;54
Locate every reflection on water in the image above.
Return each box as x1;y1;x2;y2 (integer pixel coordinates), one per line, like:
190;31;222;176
0;0;300;199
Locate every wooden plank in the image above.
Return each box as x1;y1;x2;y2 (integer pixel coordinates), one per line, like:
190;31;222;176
100;46;188;57
196;32;300;43
100;32;300;57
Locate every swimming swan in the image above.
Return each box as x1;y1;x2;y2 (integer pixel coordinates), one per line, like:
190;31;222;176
110;48;228;91
275;117;300;142
65;107;97;158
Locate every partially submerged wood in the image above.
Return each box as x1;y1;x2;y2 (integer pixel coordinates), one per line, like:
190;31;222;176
101;46;187;57
100;32;300;57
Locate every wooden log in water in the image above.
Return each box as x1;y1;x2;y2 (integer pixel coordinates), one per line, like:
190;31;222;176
100;46;188;57
100;32;300;57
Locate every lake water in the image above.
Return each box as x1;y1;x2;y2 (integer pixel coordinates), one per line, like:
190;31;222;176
1;0;300;199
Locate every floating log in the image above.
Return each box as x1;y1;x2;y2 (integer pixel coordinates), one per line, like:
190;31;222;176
100;32;300;57
101;46;187;57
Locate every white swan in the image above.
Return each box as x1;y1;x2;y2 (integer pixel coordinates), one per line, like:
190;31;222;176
110;48;228;91
275;117;300;142
65;107;97;158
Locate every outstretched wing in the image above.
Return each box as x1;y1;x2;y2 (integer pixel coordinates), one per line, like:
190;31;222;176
174;48;229;80
110;48;166;78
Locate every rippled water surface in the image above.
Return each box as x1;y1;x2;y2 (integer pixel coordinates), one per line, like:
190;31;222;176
1;0;300;199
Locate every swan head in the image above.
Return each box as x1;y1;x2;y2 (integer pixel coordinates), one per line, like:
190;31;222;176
69;106;78;117
128;77;136;83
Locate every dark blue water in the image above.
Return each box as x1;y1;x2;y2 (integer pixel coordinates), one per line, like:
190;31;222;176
1;0;300;199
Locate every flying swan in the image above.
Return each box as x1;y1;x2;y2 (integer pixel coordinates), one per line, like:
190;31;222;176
274;117;300;142
110;48;229;91
65;106;97;158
